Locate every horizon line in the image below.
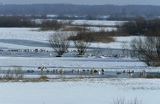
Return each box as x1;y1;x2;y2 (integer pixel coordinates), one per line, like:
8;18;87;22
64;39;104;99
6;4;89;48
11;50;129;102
0;3;160;6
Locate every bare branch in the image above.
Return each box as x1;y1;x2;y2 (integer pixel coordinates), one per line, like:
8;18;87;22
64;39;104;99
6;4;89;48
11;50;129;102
49;32;70;57
74;40;90;56
131;37;160;66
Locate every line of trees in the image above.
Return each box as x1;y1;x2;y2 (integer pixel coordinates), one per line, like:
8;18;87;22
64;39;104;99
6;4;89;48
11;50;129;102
119;17;160;36
0;16;64;30
0;16;36;27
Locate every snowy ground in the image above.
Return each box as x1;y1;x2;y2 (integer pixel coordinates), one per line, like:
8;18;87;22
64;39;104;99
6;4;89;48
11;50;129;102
0;21;157;71
0;20;159;104
0;78;160;104
0;27;158;72
0;28;53;50
0;56;159;72
0;28;135;50
71;20;126;26
0;57;145;67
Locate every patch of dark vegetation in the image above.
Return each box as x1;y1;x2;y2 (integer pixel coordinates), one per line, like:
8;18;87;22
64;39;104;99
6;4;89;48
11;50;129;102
62;26;89;32
0;16;65;31
144;74;160;79
118;17;160;36
0;16;37;27
40;20;64;31
38;76;49;81
68;31;115;43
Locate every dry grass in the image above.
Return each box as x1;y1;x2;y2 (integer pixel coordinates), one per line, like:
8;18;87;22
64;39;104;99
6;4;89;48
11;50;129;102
39;76;49;81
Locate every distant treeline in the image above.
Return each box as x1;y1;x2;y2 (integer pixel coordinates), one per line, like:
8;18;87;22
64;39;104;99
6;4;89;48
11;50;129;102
0;16;64;30
0;4;160;20
118;17;160;36
0;16;36;27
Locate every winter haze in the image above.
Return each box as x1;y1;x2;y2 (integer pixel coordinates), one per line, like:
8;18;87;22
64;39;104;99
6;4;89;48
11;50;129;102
0;0;160;5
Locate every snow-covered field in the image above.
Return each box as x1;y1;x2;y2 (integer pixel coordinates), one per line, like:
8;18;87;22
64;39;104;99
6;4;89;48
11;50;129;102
0;57;146;69
0;20;159;104
0;27;157;71
0;78;160;104
1;56;160;72
72;20;126;26
0;28;134;49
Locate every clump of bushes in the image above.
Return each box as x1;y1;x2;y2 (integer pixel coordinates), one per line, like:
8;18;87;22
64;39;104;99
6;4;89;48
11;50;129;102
49;32;70;57
119;17;160;36
40;20;64;31
68;30;115;43
0;16;36;27
39;76;49;81
62;26;89;32
145;74;160;78
2;67;24;81
74;40;90;56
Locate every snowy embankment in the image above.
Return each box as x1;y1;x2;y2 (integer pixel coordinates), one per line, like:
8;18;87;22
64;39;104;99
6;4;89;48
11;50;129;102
0;78;160;104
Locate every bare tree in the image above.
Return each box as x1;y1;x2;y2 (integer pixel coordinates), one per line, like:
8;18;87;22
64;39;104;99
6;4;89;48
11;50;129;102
131;37;160;66
49;32;70;57
74;40;90;56
121;41;128;57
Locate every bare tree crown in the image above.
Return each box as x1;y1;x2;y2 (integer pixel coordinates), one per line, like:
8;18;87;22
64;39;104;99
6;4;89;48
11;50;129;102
49;32;70;57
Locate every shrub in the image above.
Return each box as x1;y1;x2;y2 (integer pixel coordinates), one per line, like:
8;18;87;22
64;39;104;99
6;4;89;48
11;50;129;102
39;76;49;81
41;20;64;30
119;17;160;36
131;37;160;66
3;67;24;80
74;40;90;56
68;31;115;43
49;32;70;57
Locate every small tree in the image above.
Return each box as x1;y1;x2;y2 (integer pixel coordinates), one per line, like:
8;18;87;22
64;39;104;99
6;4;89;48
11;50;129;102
49;32;70;57
121;41;128;57
74;40;90;56
131;37;160;66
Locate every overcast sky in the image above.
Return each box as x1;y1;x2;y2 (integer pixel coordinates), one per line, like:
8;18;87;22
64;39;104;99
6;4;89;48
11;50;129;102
0;0;160;5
